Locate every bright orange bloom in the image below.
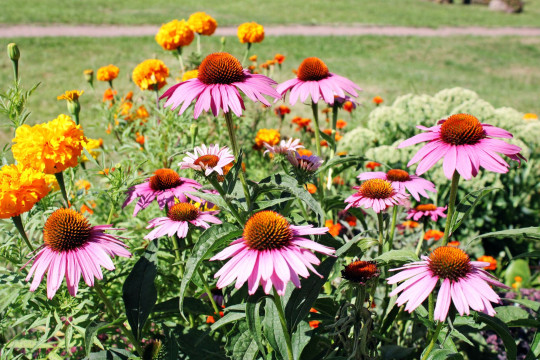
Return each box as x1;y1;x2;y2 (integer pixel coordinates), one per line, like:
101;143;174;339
274;105;290;116
372;96;383;105
274;53;285;64
514;276;523;282
57;90;83;102
305;183;317;194
332;176;345;186
343;213;357;227
132;59;169;91
309;320;320;329
119;101;133;119
512;276;523;289
424;229;444;241
99;168;115;175
448;241;460;247
336;119;347;129
309;308;318;313
155;19;194;50
325;220;342;237
401;220;420;229
249;55;258;62
187;12;218;36
477;255;497;271
136;105;149;119
237;22;265;44
135;133;145;145
343;101;354;113
97;65;119;82
206;311;224;324
365;161;382;170
103;88;117;102
80;203;95;215
297;149;313;157
292;116;311;131
523;113;538;121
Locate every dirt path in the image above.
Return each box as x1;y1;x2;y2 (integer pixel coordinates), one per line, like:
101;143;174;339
1;24;540;38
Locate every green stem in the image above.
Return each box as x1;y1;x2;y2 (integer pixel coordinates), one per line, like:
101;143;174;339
198;268;221;317
387;206;399;251
416;219;428;257
196;33;201;55
106;202;115;225
207;176;244;226
377;212;385;257
442;171;460;246
176;47;185;75
297;199;310;222
421;321;444;360
224;111;252;212
428;293;434;323
54;171;69;207
310;101;323;160
355;285;366;311
241;43;252;66
272;289;294;360
172;235;184;277
12;61;19;82
326;103;339;190
12;215;34;251
94;282;144;356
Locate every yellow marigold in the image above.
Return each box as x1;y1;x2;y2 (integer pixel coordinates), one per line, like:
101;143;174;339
136;105;149;119
97;64;120;82
57;90;83;102
523;113;538;121
237;22;265;44
82;137;104;161
75;179;91;191
254;128;280;149
44;174;60;192
249;55;258;62
12;114;86;174
132;59;169;91
182;69;199;82
156;19;194;51
0;163;50;219
187;12;218;36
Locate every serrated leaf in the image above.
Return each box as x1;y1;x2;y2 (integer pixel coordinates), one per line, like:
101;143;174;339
246;292;268;357
451;187;500;234
228;323;259;360
376;250;419;264
291;321;311;360
475;227;540;241
475;312;517;360
263;298;289;360
210;311;246;332
316;155;364;174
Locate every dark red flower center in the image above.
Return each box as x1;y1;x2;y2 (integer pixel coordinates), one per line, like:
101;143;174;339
342;260;380;284
297;57;330;82
415;204;437;212
440;113;485;146
428;246;472;282
359;179;394;199
243;210;292;251
44;208;91;252
386;169;411;182
198;52;245;85
149;169;182;191
167;202;199;222
194;154;220;168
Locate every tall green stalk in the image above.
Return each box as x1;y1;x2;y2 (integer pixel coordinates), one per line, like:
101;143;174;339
442;171;460;245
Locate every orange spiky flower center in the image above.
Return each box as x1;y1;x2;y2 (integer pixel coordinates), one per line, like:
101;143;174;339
44;208;92;252
297;57;330;82
359;179;394;199
440;113;485;146
149;168;182;191
198;52;245;85
428;246;472;282
194;154;220;168
342;260;380;284
386;169;411;182
168;203;199;222
243;210;292;251
415;204;437;212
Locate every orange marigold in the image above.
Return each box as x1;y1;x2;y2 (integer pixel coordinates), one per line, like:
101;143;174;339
237;22;265;44
0;163;50;219
187;12;218;36
325;220;342;237
12;114;86;174
274;53;285;64
366;161;381;170
103;88;117;102
254;128;280;149
424;229;444;241
136;105;149;119
97;65;119;82
57;90;83;102
135;133;145;145
297;149;313;157
305;183;317;194
401;220;419;229
343;101;354;113
249;55;258;62
274;105;290;116
372;96;383;105
132;59;170;91
477;255;497;271
156;19;194;50
336;119;347;129
75;179;91;191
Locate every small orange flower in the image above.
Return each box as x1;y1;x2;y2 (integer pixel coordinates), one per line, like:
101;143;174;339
401;220;419;229
322;108;331;115
75;179;91;191
305;183;317;194
365;161;382;170
292;116;311;131
135;133;145;146
274;105;290;116
103;88;117;102
182;69;199;82
332;176;345;186
514;276;523;282
206;311;224;324
124;91;134;101
337;151;347;156
424;229;444;241
106;123;113;134
57;90;83;102
97;65;119;82
325;220;342;237
249;55;258;62
187;12;218;36
512;276;523;290
297;149;313;157
343;101;354;113
448;241;460;247
336;119;347;129
477;255;497;271
155;19;194;51
372;96;383;105
136;105;149;119
309;320;320;329
99;168;115;175
274;53;285;64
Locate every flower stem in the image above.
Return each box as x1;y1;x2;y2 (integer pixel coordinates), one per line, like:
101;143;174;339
223;111;252;212
207;176;244;226
272;289;294;360
416;219;428;257
54;171;70;207
198;268;221;317
176;47;185;75
12;215;34;251
241;43;252;67
106;203;115;225
196;33;201;55
172;235;184;277
428;293;434;323
442;171;460;246
377;212;385;257
93;282;144;356
326;103;339;190
421;321;444;360
387;205;399;251
310;101;323;161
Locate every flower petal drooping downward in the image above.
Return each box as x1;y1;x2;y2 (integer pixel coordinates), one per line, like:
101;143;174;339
358;169;436;201
180;144;235;176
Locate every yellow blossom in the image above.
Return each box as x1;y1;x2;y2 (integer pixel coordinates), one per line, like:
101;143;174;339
97;64;119;82
254;128;280;150
75;179;91;191
182;69;199;82
132;59;169;91
57;90;83;102
82;138;104;162
156;19;194;51
237;22;265;44
187;12;218;36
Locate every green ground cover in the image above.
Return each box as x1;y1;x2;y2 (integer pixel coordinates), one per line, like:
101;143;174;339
1;0;540;27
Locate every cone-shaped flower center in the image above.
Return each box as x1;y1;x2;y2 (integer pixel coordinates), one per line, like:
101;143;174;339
198;53;245;85
342;260;380;284
297;57;330;82
149;168;182;191
386;169;411;182
194;154;220;168
415;204;437;212
167;202;199;222
440;113;485;146
428;246;472;282
243;210;293;251
359;179;394;199
44;208;92;252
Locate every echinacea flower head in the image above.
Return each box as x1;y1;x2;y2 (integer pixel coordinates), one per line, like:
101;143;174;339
287;151;323;173
97;65;119;82
345;179;408;213
254;128;280;150
407;203;447;222
145;202;221;240
399;113;525;180
25;208;131;299
12;114;86;174
160;52;280;118
276;57;361;106
155;19;194;51
358;169;436;201
187;12;217;36
132;59;170;91
180;144;235;176
211;210;334;295
264;138;304;156
388;246;508;321
477;255;497;271
123;168;202;216
0;164;50;219
237;22;265;44
342;260;380;285
182;69;199;82
57;90;83;102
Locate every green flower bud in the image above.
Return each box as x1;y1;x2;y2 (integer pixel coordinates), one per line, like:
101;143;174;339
7;43;20;61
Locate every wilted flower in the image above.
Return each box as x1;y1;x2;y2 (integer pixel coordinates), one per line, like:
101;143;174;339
180;144;235;176
342;260;380;285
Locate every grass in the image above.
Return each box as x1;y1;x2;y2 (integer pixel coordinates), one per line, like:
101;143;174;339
1;0;540;27
1;34;540;143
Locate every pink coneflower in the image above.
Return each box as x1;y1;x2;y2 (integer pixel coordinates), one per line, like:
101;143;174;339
276;57;361;106
180;144;235;176
358;169;436;201
145;202;221;240
210;210;335;295
123;168;202;216
407;203;447;222
263;138;304;156
398;113;525;180
160;52;280;119
387;246;508;321
24;208;131;299
345;179;408;213
287;152;323;173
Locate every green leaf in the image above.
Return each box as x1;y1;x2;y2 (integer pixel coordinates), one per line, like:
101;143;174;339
153;297;213;316
210;310;246;332
84;349;133;360
179;223;242;314
263;298;289;360
512;251;540;260
226;322;260;360
245;292;268;357
376;250;419;264
504;298;540;312
122;240;158;340
422;349;463;360
223;150;244;195
495;306;540;327
525;330;540;360
451;187;500;234
475;312;517;360
475;227;540;241
504;259;531;286
83;320;107;357
316;155;364;174
291;321;312;360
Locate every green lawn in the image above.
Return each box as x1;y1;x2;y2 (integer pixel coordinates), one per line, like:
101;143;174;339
1;34;539;143
1;0;540;27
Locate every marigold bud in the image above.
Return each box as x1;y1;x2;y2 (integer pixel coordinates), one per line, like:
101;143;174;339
7;43;20;61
